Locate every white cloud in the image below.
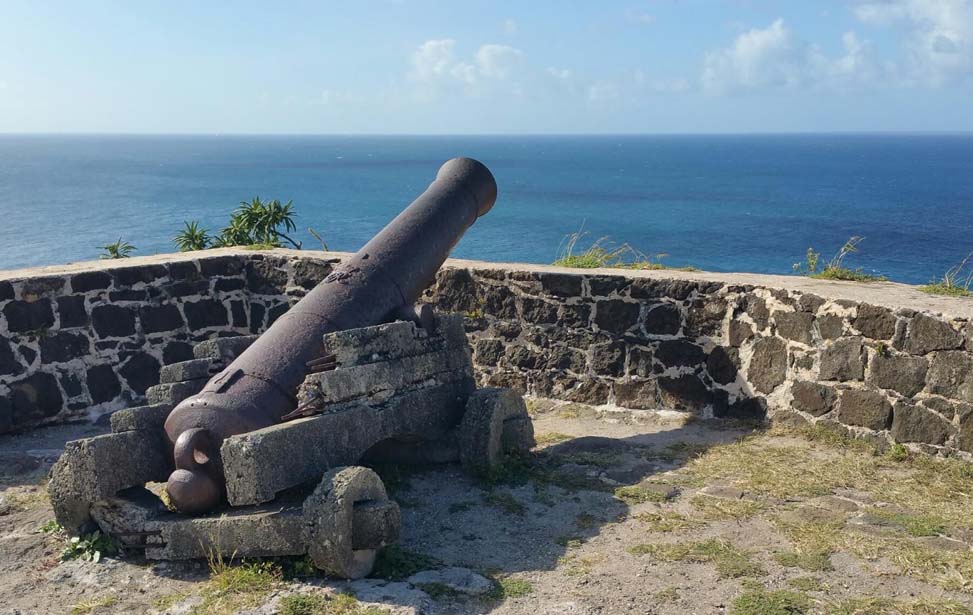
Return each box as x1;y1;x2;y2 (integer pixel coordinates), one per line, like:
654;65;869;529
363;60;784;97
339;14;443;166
702;19;883;93
854;0;973;84
410;39;458;82
409;39;525;98
475;44;522;79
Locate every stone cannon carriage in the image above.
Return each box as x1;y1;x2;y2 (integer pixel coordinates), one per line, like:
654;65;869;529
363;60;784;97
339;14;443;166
47;158;534;578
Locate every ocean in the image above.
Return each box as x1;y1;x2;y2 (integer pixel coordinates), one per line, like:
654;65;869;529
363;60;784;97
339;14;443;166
0;134;970;285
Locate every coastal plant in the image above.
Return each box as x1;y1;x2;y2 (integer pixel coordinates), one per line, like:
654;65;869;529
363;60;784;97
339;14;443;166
97;238;136;259
60;530;118;562
554;230;692;271
920;253;973;297
174;220;210;251
793;236;885;282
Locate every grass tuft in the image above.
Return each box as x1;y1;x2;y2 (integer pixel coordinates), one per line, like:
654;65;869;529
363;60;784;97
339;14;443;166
793;236;886;282
730;585;810;615
919;253;973;297
553;230;695;271
773;550;834;572
629;539;764;579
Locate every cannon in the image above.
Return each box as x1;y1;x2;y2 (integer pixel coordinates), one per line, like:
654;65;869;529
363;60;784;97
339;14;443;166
48;158;535;579
164;157;498;514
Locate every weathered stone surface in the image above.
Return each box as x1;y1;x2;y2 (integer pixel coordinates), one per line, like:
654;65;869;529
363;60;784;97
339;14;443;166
774;311;815;344
744;295;770;329
56;295;88;328
722;397;767;421
407;568;493;596
112;264;167;286
9;372;63;424
958;408;973;452
183;299;228;329
0;280;14;301
642;303;681;335
798;294;825;313
139;304;184;334
656;339;706;368
867;352;928;397
91;304;136;338
686;297;725;337
520;297;558;324
199;255;243;277
86;364;120;404
588;275;628;297
594;300;640;335
539;272;582;297
162;341;194;365
146;380;205;406
613;379;659;409
791;380;835;416
820;337;865;382
39;331;90;364
159;358;215;383
706;347;738;385
904;313;964;355
837;389;892;431
854;304;896;340
728;320;753;346
48;430;170;531
110;403;172;433
590;342;625;376
921;397;971;420
817;314;845;340
891;401;952;445
193;334;259;362
658;374;714;412
472;338;504;366
926;351;973;403
459;387;534;474
3;299;55;332
749;336;788;393
118;352;161;395
0;340;24;377
246;259;288;294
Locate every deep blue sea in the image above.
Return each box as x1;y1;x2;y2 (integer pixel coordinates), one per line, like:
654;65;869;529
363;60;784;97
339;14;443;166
0;134;971;284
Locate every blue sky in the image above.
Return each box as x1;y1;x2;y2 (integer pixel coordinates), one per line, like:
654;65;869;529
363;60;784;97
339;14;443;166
1;1;971;133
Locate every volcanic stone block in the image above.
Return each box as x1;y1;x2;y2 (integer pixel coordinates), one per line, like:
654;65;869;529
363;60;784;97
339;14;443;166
70;271;111;292
744;295;770;330
246;259;288;294
168;260;200;280
820;337;865;382
749;336;788;393
903;313;964;355
891;401;952;446
817;315;845;340
773;311;815;345
3;299;55;332
39;331;90;364
656;339;706;368
200;255;245;277
86;364;121;404
9;372;63;423
590;342;625;376
473;338;505;366
139;304;185;334
595;300;641;335
193;334;259;362
91;305;136;337
0;280;13;301
539;272;582;297
926;351;973;403
183;299;229;329
57;295;88;328
222;380;474;506
642;303;681;335
159;358;216;384
867;352;928;397
110;403;172;433
854;304;896;340
112;264;167;286
545;345;585;372
48;430;170;531
836;389;892;431
146;380;206;406
163;341;195;364
658;374;714;412
119;352;161;395
0;397;12;433
790;381;835;416
707;347;739;385
727;320;753;346
686;296;726;337
613;379;659;409
0;340;24;377
588;275;628;297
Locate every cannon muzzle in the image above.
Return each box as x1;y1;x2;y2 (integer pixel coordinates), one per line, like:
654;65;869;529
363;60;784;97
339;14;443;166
163;157;497;513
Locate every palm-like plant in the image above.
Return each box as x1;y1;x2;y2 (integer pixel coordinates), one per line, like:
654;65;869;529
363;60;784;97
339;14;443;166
98;238;136;259
217;197;301;249
174;221;210;252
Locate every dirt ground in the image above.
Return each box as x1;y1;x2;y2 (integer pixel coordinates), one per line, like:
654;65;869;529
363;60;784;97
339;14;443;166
2;402;973;615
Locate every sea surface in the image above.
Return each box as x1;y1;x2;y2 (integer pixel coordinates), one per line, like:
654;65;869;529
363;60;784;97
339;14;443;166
0;134;971;285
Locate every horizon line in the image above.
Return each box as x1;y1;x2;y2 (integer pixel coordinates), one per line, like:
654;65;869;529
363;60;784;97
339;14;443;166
1;130;973;138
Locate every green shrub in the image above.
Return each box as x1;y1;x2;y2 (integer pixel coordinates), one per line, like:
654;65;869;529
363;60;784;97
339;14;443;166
919;253;973;297
98;238;135;259
793;236;885;282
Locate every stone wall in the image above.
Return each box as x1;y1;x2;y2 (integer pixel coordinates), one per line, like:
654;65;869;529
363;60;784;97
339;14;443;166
3;249;973;457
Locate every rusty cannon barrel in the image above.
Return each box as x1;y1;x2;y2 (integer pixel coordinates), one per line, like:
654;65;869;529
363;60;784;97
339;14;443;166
163;157;497;513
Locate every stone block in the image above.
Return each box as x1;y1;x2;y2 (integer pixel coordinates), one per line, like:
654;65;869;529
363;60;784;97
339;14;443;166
139;304;185;334
854;304;896;340
183;299;229;329
146;380;206;406
613;379;659;409
458;387;534;474
222;379;474;506
110;403;172;433
9;371;63;424
545;345;585;372
86;364;120;404
867;352;928;397
70;271;111;293
744;295;770;329
0;396;12;433
91;304;136;338
836;389;892;431
642;303;680;335
957;408;973;453
706;347;738;385
748;336;788;393
0;340;25;377
686;296;726;337
728;320;753;346
39;331;90;364
3;299;55;332
159;358;216;383
324;317;466;367
193;334;259;362
0;280;14;301
118;352;161;395
57;295;88;328
891;401;952;446
199;255;245;277
658;374;715;412
656;339;706;368
926;351;973;403
774;311;815;344
920;397;971;421
246;259;289;295
723;397;767;421
473;338;504;366
112;264;167;286
904;313;964;355
820;337;865;381
790;381;835;416
48;431;170;531
590;342;625;376
539;272;582;297
595;299;641;335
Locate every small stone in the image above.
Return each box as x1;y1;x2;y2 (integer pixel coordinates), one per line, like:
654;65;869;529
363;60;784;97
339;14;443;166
867;352;928;397
817;314;845;340
406;567;494;596
38;331;90;364
56;295;88;328
926;351;973;403
891;401;952;445
139;304;185;334
70;271;112;292
728;320;753;346
854;304;896;340
642;303;681;336
744;295;770;330
590;342;625;376
836;389;892;431
773;311;815;345
595;300;641;335
658;374;714;412
91;304;136;338
820;337;865;382
748;336;788;393
706;347;738;385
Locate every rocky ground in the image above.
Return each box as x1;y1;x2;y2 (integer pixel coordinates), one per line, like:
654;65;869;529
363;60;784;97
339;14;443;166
3;402;973;615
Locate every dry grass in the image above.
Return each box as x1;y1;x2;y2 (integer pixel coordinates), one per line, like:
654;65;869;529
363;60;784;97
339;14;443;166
635;510;705;533
690;495;766;520
629;539;765;579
